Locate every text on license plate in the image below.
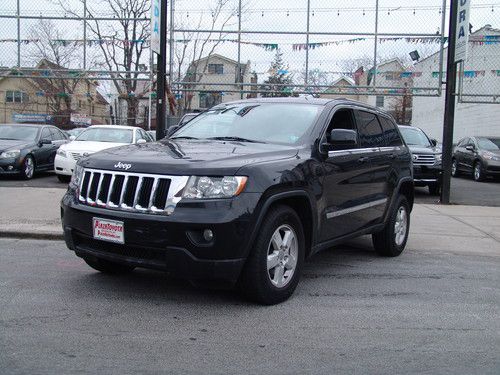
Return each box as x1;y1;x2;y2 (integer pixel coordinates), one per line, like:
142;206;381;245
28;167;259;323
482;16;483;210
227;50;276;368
93;217;124;244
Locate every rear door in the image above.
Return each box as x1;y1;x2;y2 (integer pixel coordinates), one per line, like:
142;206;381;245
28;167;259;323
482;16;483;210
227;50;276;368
320;107;380;241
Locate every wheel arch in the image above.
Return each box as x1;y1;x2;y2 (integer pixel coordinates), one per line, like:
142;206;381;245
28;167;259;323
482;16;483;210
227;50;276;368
247;190;316;259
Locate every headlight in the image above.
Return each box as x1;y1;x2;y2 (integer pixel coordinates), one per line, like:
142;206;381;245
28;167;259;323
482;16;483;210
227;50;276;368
183;176;247;199
56;148;67;158
70;164;84;190
483;152;499;161
0;149;20;159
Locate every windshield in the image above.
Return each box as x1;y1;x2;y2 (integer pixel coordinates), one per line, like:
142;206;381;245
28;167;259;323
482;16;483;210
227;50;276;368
399;127;431;147
68;128;86;136
477;137;500;151
0;125;39;141
75;128;133;143
172;103;322;145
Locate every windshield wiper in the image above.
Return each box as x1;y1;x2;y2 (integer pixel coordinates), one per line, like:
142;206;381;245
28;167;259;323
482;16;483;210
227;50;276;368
206;136;264;143
170;136;199;140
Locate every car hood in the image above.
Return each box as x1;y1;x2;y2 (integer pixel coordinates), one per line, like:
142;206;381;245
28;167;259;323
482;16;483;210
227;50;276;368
79;139;299;175
61;141;128;154
0;139;33;153
406;145;441;154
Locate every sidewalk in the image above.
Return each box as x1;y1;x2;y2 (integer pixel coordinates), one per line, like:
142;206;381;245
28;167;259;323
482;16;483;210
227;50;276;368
1;187;499;251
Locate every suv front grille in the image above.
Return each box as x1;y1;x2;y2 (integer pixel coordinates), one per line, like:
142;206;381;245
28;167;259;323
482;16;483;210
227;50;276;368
78;168;189;215
412;153;436;166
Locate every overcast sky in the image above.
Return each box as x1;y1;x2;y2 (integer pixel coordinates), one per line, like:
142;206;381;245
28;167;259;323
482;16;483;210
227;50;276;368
0;0;499;84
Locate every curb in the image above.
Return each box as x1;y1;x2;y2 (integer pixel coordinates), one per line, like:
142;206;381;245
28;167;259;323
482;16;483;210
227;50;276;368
0;230;64;241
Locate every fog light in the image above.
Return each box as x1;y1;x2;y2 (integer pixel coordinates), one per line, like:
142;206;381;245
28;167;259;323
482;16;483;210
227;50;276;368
203;229;214;242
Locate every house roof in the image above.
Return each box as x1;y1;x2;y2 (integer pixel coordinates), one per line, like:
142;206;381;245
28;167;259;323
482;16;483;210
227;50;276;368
322;76;355;93
187;53;250;75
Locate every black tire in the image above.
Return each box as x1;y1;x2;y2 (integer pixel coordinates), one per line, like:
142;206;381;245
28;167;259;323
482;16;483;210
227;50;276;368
20;155;35;180
238;205;305;305
428;183;440;196
83;257;135;274
57;174;71;183
372;196;410;257
451;158;459;177
473;161;485;182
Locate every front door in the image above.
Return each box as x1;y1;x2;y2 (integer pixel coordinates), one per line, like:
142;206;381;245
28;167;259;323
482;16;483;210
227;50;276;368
320;107;380;241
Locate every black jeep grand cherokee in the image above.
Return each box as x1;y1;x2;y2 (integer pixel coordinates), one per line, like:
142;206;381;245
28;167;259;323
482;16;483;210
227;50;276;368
61;98;414;304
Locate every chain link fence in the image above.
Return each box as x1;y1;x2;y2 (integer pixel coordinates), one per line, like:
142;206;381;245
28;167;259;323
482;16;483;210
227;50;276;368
0;0;498;130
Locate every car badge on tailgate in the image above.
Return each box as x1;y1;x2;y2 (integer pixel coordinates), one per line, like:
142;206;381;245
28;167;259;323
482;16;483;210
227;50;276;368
114;161;132;170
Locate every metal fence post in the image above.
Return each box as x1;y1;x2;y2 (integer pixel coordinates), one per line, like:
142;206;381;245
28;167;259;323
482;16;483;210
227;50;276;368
373;0;379;89
83;0;87;70
304;0;311;88
169;0;174;85
237;0;242;99
16;0;20;67
437;0;447;96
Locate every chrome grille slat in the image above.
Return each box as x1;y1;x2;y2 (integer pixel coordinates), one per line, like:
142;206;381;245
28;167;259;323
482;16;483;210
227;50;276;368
77;168;189;215
413;153;436;166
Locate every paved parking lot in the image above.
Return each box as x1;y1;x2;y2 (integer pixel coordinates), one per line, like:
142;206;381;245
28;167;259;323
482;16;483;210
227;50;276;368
1;228;498;374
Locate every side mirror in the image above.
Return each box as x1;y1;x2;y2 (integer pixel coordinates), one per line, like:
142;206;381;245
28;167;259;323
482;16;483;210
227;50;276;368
430;138;438;147
136;138;147;144
465;145;475;152
327;129;358;150
166;126;179;138
69;135;76;141
38;138;52;147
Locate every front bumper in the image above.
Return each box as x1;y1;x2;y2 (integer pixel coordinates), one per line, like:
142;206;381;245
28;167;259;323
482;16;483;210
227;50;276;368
0;157;22;174
413;164;442;186
484;159;500;175
61;190;262;283
55;155;76;176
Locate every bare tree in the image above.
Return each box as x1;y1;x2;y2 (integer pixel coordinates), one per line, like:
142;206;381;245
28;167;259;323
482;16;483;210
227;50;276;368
57;0;151;126
174;0;242;111
301;68;333;91
25;19;82;126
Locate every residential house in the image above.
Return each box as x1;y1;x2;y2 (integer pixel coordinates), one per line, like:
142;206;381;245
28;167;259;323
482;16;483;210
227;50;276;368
111;80;154;128
412;25;500;141
320;76;360;101
180;54;252;111
0;59;109;127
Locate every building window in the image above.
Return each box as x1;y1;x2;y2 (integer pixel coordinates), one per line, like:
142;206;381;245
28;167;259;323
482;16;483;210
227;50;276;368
208;63;224;74
199;92;222;108
5;90;29;103
376;95;385;108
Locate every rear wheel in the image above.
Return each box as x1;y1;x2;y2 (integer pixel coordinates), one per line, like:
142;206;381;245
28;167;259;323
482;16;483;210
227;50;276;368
239;205;305;305
83;257;135;274
372;196;410;257
428;183;440;196
20;155;35;180
57;174;71;183
473;161;485;182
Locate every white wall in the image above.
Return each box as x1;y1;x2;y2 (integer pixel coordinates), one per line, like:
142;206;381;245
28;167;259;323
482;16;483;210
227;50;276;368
412;27;500;142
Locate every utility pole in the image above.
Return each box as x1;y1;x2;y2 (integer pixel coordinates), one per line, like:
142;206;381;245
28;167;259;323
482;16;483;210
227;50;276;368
156;0;168;140
441;0;459;204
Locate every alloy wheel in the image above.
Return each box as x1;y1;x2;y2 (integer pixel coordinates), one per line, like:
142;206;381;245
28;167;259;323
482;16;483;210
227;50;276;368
24;157;34;179
267;224;298;288
394;206;408;246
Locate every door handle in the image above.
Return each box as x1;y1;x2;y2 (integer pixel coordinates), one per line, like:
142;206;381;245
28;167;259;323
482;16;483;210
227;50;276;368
358;156;369;163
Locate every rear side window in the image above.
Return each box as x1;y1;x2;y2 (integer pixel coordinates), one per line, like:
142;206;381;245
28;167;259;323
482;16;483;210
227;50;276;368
379;116;403;146
356;111;384;148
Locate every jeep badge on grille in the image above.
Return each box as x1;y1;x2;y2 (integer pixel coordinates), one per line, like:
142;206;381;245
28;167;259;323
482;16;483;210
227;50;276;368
114;162;132;170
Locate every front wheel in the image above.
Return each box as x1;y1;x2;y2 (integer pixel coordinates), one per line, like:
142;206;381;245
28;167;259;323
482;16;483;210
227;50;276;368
238;205;305;305
428;183;440;196
473;161;485;182
20;155;35;180
372;196;410;257
57;174;71;183
451;159;459;177
83;257;135;274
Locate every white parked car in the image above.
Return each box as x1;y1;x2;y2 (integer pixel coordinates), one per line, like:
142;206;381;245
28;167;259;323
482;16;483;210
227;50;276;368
54;125;152;182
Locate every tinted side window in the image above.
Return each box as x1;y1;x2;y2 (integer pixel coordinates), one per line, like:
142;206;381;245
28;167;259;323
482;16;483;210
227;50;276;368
356;111;384;148
50;127;65;140
379;116;403;146
41;128;51;141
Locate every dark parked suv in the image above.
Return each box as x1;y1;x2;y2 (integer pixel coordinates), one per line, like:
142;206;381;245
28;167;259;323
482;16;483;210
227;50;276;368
61;98;414;304
398;125;442;195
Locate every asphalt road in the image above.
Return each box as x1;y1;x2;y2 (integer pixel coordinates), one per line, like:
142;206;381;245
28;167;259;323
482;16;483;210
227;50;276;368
1;237;499;374
1;171;499;206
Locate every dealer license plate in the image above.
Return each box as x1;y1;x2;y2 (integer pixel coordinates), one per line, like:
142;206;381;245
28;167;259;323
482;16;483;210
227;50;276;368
93;217;124;244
